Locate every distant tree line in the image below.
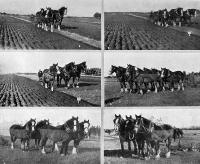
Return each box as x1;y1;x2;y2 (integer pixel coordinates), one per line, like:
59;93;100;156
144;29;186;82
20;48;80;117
85;68;101;76
89;126;101;137
93;12;101;19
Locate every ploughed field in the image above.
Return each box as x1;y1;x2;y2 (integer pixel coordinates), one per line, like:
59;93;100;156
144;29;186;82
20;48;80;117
104;12;200;50
0;135;100;164
104;130;200;164
0;74;97;107
0;15;96;49
18;73;101;106
105;78;200;106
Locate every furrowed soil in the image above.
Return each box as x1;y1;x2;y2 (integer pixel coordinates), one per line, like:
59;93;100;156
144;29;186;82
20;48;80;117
0;74;98;107
105;12;200;50
0;15;97;49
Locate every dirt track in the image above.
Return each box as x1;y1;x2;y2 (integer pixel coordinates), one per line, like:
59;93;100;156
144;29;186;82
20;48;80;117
0;74;96;107
0;15;97;49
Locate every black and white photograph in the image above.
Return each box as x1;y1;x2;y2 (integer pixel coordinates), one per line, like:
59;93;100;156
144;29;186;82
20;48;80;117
0;108;101;164
105;52;200;106
105;0;200;50
0;0;101;50
104;108;200;164
0;52;101;107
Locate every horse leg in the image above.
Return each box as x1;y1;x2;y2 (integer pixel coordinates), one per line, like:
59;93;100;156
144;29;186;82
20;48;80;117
155;142;161;160
40;138;47;154
128;141;131;151
120;139;124;157
76;77;80;88
154;82;158;93
58;23;61;31
133;140;138;154
120;82;124;92
50;23;54;32
181;81;184;91
165;138;171;158
10;136;15;150
124;81;128;92
55;143;59;152
51;82;54;91
57;75;59;86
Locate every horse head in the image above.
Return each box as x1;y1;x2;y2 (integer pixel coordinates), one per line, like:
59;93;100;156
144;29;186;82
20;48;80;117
59;6;67;15
110;65;118;75
50;63;60;75
79;61;87;73
25;118;36;131
69;116;79;132
113;114;123;132
82;120;90;137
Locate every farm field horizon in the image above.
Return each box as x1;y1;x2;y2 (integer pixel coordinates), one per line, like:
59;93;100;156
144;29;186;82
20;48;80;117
104;12;200;50
0;74;100;107
0;14;100;49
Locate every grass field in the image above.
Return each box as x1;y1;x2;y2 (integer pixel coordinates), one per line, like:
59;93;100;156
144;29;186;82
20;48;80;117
104;130;200;164
105;78;200;106
0;135;100;164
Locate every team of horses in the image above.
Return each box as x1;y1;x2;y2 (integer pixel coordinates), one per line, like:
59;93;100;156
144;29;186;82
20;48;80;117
9;117;90;156
149;8;198;27
38;62;87;91
36;6;67;32
113;114;183;160
110;65;186;94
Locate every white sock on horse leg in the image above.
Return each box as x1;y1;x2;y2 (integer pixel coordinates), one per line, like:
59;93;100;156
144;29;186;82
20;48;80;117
51;25;53;32
55;143;59;151
72;147;77;154
41;146;46;154
51;86;54;91
165;151;171;158
120;88;123;92
11;142;14;150
58;25;61;31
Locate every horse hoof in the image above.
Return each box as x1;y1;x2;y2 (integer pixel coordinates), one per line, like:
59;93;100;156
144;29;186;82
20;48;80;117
145;157;150;160
60;154;65;156
120;156;123;159
76;86;79;88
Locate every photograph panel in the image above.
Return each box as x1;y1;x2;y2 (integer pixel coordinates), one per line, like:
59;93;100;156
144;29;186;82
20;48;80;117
0;51;101;107
0;0;101;50
105;52;200;106
104;108;200;164
0;108;101;164
104;0;200;50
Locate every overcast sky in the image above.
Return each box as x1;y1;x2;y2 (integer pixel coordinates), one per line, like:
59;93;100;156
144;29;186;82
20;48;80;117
0;0;101;17
0;51;101;74
104;108;200;129
104;52;200;76
105;0;200;12
0;108;101;136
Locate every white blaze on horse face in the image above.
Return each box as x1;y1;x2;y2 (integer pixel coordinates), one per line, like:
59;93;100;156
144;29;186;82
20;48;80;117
73;120;77;131
84;123;89;134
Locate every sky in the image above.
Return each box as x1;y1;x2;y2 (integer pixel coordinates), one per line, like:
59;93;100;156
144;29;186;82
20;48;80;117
0;51;101;74
0;108;101;136
0;0;101;17
104;52;200;76
105;0;200;12
104;108;200;129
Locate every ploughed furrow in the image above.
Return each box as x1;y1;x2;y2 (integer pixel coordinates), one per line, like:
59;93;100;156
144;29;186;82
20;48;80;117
105;13;200;50
0;15;97;49
0;74;93;107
